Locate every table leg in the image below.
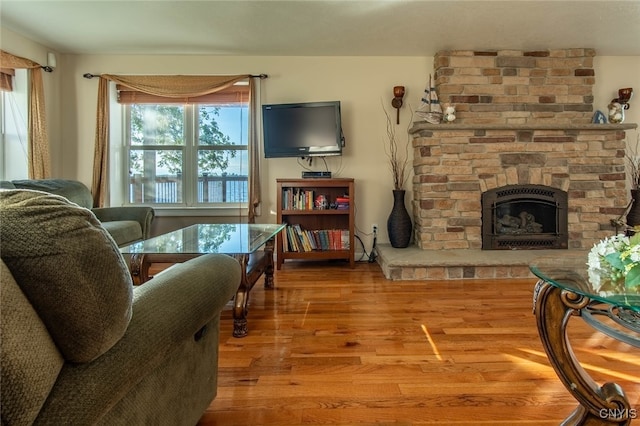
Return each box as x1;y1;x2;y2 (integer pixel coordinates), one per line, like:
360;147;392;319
232;254;250;338
533;280;633;425
263;236;275;289
128;253;150;285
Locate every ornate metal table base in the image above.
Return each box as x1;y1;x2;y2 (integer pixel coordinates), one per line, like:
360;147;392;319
533;280;634;426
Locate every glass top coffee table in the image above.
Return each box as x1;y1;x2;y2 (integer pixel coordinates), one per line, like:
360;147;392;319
121;223;285;337
530;254;639;425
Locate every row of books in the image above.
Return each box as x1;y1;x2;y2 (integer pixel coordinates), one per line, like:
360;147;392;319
282;188;315;210
281;188;351;211
282;224;350;252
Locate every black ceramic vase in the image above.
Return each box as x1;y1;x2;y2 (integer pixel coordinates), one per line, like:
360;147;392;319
626;189;640;229
387;189;412;248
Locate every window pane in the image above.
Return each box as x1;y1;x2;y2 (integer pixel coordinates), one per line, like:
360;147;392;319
197;105;248;204
197;149;247;203
130;105;184;146
198;105;248;146
129;149;183;203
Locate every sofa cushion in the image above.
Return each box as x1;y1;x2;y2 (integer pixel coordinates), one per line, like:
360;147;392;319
101;220;143;246
0;260;64;425
0;189;133;363
11;178;93;208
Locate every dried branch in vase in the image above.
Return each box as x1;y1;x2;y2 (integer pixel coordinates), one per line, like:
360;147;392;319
627;133;640;190
382;102;411;191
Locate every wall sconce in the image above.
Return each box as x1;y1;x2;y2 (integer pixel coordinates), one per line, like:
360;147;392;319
615;87;633;109
391;86;405;124
42;52;56;73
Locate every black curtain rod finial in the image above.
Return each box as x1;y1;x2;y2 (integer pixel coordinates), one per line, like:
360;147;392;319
42;66;53;73
83;73;97;79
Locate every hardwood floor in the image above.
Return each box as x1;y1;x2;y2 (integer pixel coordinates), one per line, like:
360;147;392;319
197;261;639;425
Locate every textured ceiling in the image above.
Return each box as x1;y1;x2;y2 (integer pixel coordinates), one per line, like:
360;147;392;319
1;1;639;56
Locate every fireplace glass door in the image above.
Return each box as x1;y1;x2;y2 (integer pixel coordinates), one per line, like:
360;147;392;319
482;185;568;250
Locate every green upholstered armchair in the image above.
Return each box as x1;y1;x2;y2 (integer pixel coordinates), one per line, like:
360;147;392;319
2;179;154;246
0;190;241;425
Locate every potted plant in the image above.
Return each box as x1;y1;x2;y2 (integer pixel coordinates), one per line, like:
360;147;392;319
382;103;412;248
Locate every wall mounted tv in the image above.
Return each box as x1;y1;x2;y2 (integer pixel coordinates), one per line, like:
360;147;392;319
262;101;343;158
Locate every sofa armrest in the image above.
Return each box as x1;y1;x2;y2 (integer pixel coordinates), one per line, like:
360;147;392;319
36;253;241;423
92;206;155;239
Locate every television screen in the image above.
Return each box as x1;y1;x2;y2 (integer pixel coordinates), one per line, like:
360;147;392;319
262;101;343;158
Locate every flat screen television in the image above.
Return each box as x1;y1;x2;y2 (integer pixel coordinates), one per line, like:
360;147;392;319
262;101;343;158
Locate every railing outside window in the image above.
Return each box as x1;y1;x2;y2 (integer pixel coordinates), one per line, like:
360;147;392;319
129;174;248;204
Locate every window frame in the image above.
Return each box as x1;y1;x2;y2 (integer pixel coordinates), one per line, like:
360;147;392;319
121;101;250;211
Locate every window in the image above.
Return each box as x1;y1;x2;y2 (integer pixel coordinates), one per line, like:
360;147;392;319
0;69;28;181
123;84;249;207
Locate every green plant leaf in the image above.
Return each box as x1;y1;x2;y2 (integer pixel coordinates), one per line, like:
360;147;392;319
630;232;640;246
625;264;640;288
604;252;627;271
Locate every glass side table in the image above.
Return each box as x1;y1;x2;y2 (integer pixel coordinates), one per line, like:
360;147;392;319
530;254;639;426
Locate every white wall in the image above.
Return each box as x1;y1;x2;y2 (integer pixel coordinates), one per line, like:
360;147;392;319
61;53;430;249
3;27;639;249
594;56;640;149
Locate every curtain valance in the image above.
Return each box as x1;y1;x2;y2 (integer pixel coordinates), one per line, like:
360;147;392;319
101;74;250;99
115;81;249;104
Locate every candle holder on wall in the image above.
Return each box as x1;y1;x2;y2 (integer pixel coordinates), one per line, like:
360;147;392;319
391;86;405;124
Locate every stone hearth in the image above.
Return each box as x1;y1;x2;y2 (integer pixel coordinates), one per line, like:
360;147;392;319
376;244;585;281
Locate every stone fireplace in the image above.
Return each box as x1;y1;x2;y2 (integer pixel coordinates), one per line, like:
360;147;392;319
409;49;636;252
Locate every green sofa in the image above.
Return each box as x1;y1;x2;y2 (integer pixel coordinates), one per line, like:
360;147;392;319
0;190;241;425
0;179;154;246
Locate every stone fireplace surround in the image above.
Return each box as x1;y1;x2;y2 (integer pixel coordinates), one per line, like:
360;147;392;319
411;122;632;251
377;48;638;280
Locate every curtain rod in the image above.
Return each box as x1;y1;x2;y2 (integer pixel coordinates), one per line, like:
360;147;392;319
83;73;268;79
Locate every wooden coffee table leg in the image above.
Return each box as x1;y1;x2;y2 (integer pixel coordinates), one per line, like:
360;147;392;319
232;254;250;338
128;253;150;285
231;240;277;337
533;280;632;426
263;237;275;289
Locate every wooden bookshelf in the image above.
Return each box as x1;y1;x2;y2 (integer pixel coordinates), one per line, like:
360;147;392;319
276;178;355;269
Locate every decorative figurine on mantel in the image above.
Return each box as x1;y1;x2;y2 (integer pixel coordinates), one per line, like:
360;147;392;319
442;103;456;123
415;74;442;124
609;101;625;123
608;87;633;124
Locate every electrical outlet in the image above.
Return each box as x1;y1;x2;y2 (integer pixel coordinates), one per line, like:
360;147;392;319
372;224;378;234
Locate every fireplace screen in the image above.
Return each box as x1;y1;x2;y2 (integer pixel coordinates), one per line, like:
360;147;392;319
482;185;568;250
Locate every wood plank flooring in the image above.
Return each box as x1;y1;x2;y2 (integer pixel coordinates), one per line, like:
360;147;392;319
196;262;639;425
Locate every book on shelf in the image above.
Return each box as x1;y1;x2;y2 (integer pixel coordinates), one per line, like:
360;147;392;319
335;196;349;210
281;224;349;252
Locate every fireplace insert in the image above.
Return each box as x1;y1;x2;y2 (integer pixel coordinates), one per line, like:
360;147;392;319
482;185;568;250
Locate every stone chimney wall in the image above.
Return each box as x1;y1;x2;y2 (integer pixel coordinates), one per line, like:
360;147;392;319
410;48;636;252
434;49;596;125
